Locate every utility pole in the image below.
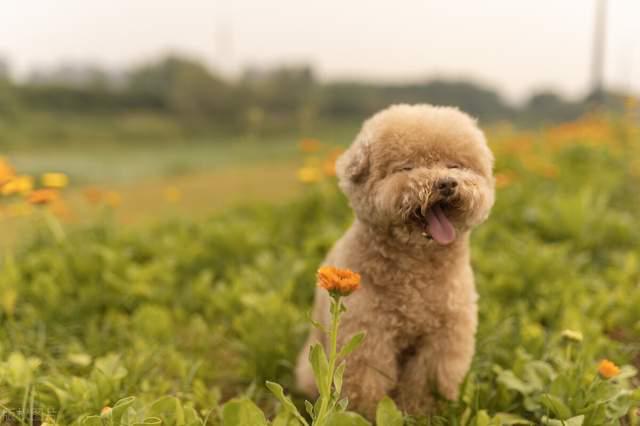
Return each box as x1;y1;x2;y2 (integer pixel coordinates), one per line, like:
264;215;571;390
214;0;234;77
591;0;607;104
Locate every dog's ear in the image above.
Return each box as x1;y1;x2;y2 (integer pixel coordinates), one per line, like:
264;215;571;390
336;141;369;184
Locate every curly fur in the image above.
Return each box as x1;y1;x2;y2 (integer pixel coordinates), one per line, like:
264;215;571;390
295;104;495;419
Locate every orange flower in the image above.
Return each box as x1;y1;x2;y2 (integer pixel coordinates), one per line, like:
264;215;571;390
322;148;344;177
317;266;361;296
598;359;620;379
27;189;59;205
83;186;103;204
495;171;517;189
82;186;104;204
48;199;72;220
0;157;16;187
299;138;322;153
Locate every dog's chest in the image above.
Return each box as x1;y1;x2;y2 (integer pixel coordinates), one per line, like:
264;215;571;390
372;271;467;336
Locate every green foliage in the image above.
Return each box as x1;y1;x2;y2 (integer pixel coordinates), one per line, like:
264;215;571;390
1;120;640;424
376;398;403;426
255;294;368;426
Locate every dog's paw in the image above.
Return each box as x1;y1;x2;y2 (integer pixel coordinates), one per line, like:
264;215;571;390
435;366;463;401
436;379;460;401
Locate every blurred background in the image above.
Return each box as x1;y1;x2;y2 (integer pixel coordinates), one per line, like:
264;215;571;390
1;2;640;424
1;0;639;242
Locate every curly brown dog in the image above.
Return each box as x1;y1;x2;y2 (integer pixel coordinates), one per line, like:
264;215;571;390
295;104;495;418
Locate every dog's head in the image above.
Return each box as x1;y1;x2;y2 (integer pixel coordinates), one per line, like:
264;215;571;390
336;104;495;246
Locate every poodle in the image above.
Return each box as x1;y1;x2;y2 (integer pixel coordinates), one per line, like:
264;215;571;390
295;104;495;418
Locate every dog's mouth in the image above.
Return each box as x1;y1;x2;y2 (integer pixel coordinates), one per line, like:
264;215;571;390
412;203;457;245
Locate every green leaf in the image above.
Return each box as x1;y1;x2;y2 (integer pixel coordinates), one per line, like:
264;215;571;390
133;418;162;425
496;369;534;395
307;310;326;333
338;332;366;359
617;365;638;380
473;410;491;426
272;411;301;426
309;343;330;397
540;393;572;420
148;396;186;425
375;397;403;426
541;415;584;426
265;381;308;426
222;398;268;426
325;411;371;426
81;416;104;426
110;396;137;423
337;398;349;411
95;353;128;380
334;361;346;395
493;413;535;425
304;400;314;419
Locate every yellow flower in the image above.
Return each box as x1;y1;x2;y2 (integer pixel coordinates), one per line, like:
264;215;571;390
297;166;322;183
104;191;122;208
598;359;620;379
317;266;361;296
561;329;583;343
101;406;112;416
1;175;34;196
42;172;69;189
164;185;181;203
27;189;59;205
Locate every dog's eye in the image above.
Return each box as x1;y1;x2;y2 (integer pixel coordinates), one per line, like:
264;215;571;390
394;166;414;173
447;164;462;169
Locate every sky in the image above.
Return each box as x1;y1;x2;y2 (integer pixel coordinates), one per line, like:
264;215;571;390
1;0;638;103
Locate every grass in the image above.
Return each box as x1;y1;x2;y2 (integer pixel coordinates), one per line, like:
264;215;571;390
1;132;349;249
1;113;640;425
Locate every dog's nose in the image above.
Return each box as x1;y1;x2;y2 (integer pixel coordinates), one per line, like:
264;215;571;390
436;177;458;197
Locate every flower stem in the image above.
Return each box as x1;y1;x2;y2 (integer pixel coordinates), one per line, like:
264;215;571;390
43;210;65;242
314;296;341;426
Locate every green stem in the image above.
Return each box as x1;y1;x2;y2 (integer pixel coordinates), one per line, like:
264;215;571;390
43;210;65;242
314;296;341;426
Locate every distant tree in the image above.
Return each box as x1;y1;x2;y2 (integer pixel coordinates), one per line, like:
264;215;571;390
320;82;383;120
128;55;232;122
0;57;9;81
320;79;513;123
0;58;20;118
241;65;316;112
523;91;586;124
28;64;117;91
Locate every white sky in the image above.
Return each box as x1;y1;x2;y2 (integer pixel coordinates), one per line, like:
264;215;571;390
0;0;638;102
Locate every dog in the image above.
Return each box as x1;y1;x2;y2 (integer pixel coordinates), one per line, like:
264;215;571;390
295;104;495;418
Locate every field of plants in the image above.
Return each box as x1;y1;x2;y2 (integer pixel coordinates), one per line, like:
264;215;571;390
1;111;640;425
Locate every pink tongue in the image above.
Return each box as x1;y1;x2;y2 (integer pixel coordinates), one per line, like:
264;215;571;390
425;204;456;245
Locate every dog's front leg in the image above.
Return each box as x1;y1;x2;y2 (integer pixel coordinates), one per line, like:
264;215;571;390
340;324;398;419
396;305;477;414
428;306;477;401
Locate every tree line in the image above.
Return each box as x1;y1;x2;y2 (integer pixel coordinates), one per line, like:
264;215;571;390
0;54;629;137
